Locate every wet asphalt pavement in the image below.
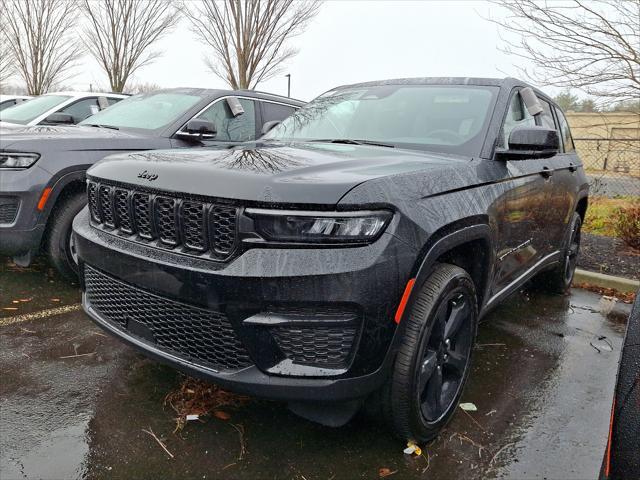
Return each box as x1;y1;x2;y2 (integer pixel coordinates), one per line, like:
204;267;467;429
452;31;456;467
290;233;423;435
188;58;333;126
0;258;631;480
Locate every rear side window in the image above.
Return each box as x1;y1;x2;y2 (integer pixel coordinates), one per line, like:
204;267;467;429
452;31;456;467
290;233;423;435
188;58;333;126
196;98;256;142
261;102;297;123
501;91;536;147
539;100;556;130
555;108;575;152
59;97;100;122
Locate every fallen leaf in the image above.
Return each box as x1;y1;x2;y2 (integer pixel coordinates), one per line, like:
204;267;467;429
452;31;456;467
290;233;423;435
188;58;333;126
19;298;32;302
379;468;397;477
2;307;18;311
51;298;61;302
213;410;231;420
12;300;19;304
460;402;478;412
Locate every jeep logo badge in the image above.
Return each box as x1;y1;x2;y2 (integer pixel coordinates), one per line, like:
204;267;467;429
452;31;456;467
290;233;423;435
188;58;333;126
137;170;158;181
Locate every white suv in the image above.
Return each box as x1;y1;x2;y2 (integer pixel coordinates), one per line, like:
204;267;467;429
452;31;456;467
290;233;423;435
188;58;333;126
0;91;127;128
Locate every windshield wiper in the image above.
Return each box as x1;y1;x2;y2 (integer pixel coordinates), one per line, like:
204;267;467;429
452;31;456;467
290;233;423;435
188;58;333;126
310;138;395;148
83;123;119;130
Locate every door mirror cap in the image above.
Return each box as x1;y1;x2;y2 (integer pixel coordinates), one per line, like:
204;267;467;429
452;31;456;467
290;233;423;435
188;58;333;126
261;120;280;136
496;126;560;160
520;87;543;116
177;119;217;141
43;112;75;125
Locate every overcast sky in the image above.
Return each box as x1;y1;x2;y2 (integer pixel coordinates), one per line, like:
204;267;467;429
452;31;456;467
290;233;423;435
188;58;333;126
70;1;555;101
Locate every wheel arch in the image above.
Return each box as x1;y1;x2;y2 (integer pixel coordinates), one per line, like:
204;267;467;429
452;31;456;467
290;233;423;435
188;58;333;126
40;169;88;247
402;219;494;324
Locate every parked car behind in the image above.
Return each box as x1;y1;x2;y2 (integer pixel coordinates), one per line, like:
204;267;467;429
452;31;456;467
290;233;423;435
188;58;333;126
73;77;589;442
0;88;303;279
0;95;32;112
0;91;127;129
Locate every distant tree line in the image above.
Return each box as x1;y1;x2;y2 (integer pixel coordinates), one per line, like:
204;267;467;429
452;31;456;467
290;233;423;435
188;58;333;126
0;0;321;96
553;90;640;114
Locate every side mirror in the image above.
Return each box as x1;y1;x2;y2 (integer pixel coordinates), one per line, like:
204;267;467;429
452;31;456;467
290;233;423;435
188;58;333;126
176;119;217;141
496;126;560;160
43;112;75;125
261;120;280;136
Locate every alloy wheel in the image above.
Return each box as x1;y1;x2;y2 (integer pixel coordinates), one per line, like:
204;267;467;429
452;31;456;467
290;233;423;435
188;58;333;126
417;291;474;423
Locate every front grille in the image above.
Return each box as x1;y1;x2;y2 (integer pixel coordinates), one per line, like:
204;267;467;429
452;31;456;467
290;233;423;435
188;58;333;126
87;180;238;260
272;325;357;368
0;201;19;224
84;265;252;371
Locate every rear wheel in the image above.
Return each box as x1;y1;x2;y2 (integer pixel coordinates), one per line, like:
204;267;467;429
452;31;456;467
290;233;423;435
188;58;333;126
45;193;86;282
539;212;582;293
382;263;478;443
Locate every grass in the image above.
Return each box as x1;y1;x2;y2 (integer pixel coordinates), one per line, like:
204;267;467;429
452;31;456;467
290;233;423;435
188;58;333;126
583;196;640;237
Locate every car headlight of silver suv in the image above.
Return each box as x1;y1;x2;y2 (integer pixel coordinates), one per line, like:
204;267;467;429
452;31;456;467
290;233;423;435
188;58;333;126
0;152;40;168
246;208;392;243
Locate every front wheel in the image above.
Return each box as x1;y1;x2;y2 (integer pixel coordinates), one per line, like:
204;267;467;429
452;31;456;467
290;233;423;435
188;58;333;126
382;263;478;443
45;193;86;282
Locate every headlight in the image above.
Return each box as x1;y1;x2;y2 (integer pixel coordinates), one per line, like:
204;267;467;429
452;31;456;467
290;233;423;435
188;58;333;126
0;152;40;168
246;208;392;243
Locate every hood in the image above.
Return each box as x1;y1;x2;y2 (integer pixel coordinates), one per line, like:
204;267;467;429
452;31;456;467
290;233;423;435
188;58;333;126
0;125;151;152
88;142;473;205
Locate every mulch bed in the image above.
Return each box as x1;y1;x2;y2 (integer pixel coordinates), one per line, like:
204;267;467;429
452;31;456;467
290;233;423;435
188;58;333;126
578;233;639;280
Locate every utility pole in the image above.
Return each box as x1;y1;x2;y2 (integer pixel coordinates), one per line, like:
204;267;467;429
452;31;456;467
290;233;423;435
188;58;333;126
285;74;291;97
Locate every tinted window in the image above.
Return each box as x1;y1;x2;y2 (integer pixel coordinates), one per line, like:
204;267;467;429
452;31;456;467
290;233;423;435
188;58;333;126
556;108;575;152
60;97;100;122
196;98;256;142
0;95;71;124
79;92;202;131
265;85;498;156
501;91;536;147
540;100;556;130
262;102;296;123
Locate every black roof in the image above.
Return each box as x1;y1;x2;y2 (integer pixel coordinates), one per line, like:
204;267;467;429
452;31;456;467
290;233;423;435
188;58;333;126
333;76;554;106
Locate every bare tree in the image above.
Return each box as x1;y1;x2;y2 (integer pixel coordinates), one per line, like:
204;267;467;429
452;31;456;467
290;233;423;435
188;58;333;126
82;0;179;93
490;0;640;103
0;4;15;90
4;0;83;95
183;0;321;90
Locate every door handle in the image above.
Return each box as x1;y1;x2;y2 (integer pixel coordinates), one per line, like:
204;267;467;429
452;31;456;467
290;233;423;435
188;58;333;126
540;166;553;179
568;162;578;172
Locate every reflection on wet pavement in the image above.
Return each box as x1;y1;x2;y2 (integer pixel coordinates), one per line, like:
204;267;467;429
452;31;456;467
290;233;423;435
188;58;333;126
0;259;628;480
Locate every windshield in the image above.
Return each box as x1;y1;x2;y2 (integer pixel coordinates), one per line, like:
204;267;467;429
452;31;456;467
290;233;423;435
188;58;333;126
264;85;499;156
0;95;71;125
79;92;202;131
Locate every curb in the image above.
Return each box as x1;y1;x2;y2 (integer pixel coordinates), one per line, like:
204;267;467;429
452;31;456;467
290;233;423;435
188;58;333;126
573;269;640;294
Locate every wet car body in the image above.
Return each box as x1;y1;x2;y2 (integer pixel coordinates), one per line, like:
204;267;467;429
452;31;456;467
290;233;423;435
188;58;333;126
0;88;303;274
73;77;589;431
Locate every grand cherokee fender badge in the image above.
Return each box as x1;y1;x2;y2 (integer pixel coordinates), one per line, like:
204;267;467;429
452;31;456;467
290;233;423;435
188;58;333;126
137;170;158;181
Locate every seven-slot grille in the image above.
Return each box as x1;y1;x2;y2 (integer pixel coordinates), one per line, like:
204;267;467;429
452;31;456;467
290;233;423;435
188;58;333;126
87;180;238;259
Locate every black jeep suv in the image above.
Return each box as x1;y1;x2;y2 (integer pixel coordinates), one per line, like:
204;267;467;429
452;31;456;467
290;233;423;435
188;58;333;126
74;78;588;442
0;88;302;279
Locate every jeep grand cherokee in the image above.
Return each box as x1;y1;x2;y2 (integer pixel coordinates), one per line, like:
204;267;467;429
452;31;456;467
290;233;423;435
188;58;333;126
73;77;588;442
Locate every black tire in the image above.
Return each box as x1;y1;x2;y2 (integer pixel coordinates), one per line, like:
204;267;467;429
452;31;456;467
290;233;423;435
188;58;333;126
45;193;86;282
382;263;478;443
539;212;582;294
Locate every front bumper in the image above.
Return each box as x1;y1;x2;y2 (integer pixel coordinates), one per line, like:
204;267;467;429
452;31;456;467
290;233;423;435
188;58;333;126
74;208;417;401
0;166;51;259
